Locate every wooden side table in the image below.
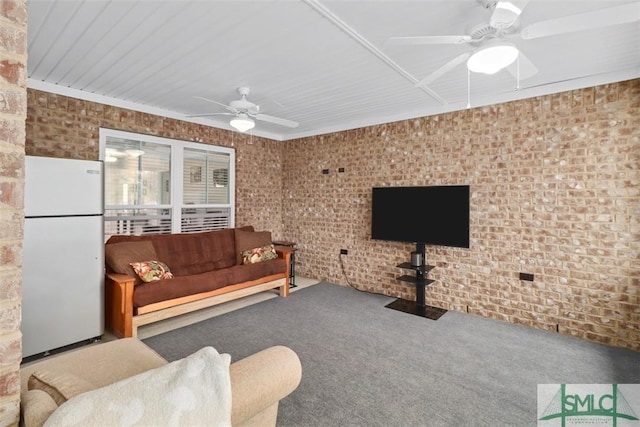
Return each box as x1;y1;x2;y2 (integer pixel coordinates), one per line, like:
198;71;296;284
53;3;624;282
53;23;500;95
273;240;297;288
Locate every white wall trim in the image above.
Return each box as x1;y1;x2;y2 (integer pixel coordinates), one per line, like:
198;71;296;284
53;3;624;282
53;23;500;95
29;67;639;142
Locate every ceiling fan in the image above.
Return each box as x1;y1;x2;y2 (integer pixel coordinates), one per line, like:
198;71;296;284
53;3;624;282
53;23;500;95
189;87;299;132
387;0;640;88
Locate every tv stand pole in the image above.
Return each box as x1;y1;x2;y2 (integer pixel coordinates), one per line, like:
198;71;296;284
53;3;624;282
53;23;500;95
414;242;426;312
385;242;447;320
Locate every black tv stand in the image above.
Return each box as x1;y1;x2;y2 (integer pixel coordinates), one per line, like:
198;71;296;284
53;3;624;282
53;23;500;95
385;243;447;320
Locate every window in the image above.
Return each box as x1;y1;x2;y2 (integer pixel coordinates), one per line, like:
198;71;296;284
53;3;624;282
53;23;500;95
182;147;232;233
99;129;234;239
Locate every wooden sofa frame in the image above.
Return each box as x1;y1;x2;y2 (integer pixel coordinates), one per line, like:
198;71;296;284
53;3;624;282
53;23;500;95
105;249;292;338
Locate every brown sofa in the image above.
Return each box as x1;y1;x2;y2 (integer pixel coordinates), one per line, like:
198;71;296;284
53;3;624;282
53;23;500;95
104;226;292;338
20;338;302;427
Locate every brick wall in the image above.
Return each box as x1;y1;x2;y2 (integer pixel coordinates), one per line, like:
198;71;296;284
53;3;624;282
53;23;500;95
25;89;285;237
282;80;639;351
0;1;26;424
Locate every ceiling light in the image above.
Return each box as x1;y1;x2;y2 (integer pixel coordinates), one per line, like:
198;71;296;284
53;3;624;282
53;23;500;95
467;43;519;75
230;114;255;132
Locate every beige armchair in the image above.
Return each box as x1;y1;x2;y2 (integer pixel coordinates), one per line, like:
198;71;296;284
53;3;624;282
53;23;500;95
20;338;302;427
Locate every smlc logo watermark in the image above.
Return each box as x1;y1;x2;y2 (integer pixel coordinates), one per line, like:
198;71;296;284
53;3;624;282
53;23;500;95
538;384;640;427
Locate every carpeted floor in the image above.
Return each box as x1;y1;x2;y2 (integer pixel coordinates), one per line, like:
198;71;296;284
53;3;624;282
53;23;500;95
143;282;640;427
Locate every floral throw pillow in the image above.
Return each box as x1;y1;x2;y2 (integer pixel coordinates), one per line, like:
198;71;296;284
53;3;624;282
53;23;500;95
129;260;174;283
242;244;278;265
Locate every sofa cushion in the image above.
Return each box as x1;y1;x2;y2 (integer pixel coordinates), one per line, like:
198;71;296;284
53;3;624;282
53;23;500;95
133;269;231;308
43;346;232;427
132;258;287;309
235;229;272;265
116;229;238;276
28;369;95;406
106;227;257;275
130;260;174;282
225;258;287;286
105;240;157;284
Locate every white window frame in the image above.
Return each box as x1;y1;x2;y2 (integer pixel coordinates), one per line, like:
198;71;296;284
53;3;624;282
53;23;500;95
99;128;235;235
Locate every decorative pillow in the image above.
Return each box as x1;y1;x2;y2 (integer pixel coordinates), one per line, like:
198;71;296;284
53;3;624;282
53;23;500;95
129;260;174;282
242;244;278;265
44;346;232;427
235;229;272;265
105;240;157;284
28;369;96;406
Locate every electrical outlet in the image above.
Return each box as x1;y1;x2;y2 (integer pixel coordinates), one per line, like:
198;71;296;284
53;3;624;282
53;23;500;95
519;272;534;281
340;249;348;255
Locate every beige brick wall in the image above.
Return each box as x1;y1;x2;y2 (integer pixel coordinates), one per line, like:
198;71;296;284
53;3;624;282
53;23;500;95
25;89;285;237
0;1;26;424
282;80;639;351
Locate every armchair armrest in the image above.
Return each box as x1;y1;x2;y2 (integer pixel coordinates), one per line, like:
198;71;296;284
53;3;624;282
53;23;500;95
230;345;302;426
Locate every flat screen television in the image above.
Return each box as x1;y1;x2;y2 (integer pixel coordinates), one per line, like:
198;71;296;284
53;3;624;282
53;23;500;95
371;185;470;248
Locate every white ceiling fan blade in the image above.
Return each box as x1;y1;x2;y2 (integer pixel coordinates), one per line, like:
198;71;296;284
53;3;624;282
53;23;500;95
254;113;299;128
521;2;640;40
415;52;471;88
500;70;613;94
490;0;530;29
186;112;234;118
387;35;472;46
193;96;238;113
505;50;538;80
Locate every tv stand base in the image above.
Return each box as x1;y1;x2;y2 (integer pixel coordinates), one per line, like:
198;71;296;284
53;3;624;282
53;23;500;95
385;298;447;320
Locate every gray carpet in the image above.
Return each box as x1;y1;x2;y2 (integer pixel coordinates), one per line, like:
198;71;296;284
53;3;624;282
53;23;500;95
143;282;640;427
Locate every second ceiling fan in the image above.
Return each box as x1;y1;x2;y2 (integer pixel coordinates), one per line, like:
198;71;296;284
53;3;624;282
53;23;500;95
387;0;640;88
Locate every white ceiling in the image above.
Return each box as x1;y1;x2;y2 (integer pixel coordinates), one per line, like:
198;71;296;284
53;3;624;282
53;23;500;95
27;0;640;141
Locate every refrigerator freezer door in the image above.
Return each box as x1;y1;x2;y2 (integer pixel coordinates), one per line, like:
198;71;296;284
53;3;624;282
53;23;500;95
22;215;105;358
25;156;103;217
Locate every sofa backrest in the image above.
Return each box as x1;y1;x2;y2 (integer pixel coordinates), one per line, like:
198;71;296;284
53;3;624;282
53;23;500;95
106;227;254;276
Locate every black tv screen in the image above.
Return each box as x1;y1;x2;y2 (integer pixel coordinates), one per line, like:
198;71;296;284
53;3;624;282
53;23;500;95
371;185;470;248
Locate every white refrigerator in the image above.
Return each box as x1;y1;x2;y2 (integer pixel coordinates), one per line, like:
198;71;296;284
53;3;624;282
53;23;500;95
23;156;105;359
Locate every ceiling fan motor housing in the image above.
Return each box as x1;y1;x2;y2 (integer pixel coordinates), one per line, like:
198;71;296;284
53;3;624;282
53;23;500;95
230;87;259;113
229;99;258;112
469;23;497;41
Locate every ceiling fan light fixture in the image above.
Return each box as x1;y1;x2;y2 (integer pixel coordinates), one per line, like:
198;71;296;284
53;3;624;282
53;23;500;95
467;43;519;74
230;114;255;132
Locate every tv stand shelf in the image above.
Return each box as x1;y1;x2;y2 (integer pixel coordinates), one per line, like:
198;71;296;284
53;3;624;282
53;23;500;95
397;275;435;286
396;262;436;286
385;254;447;320
396;262;435;272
